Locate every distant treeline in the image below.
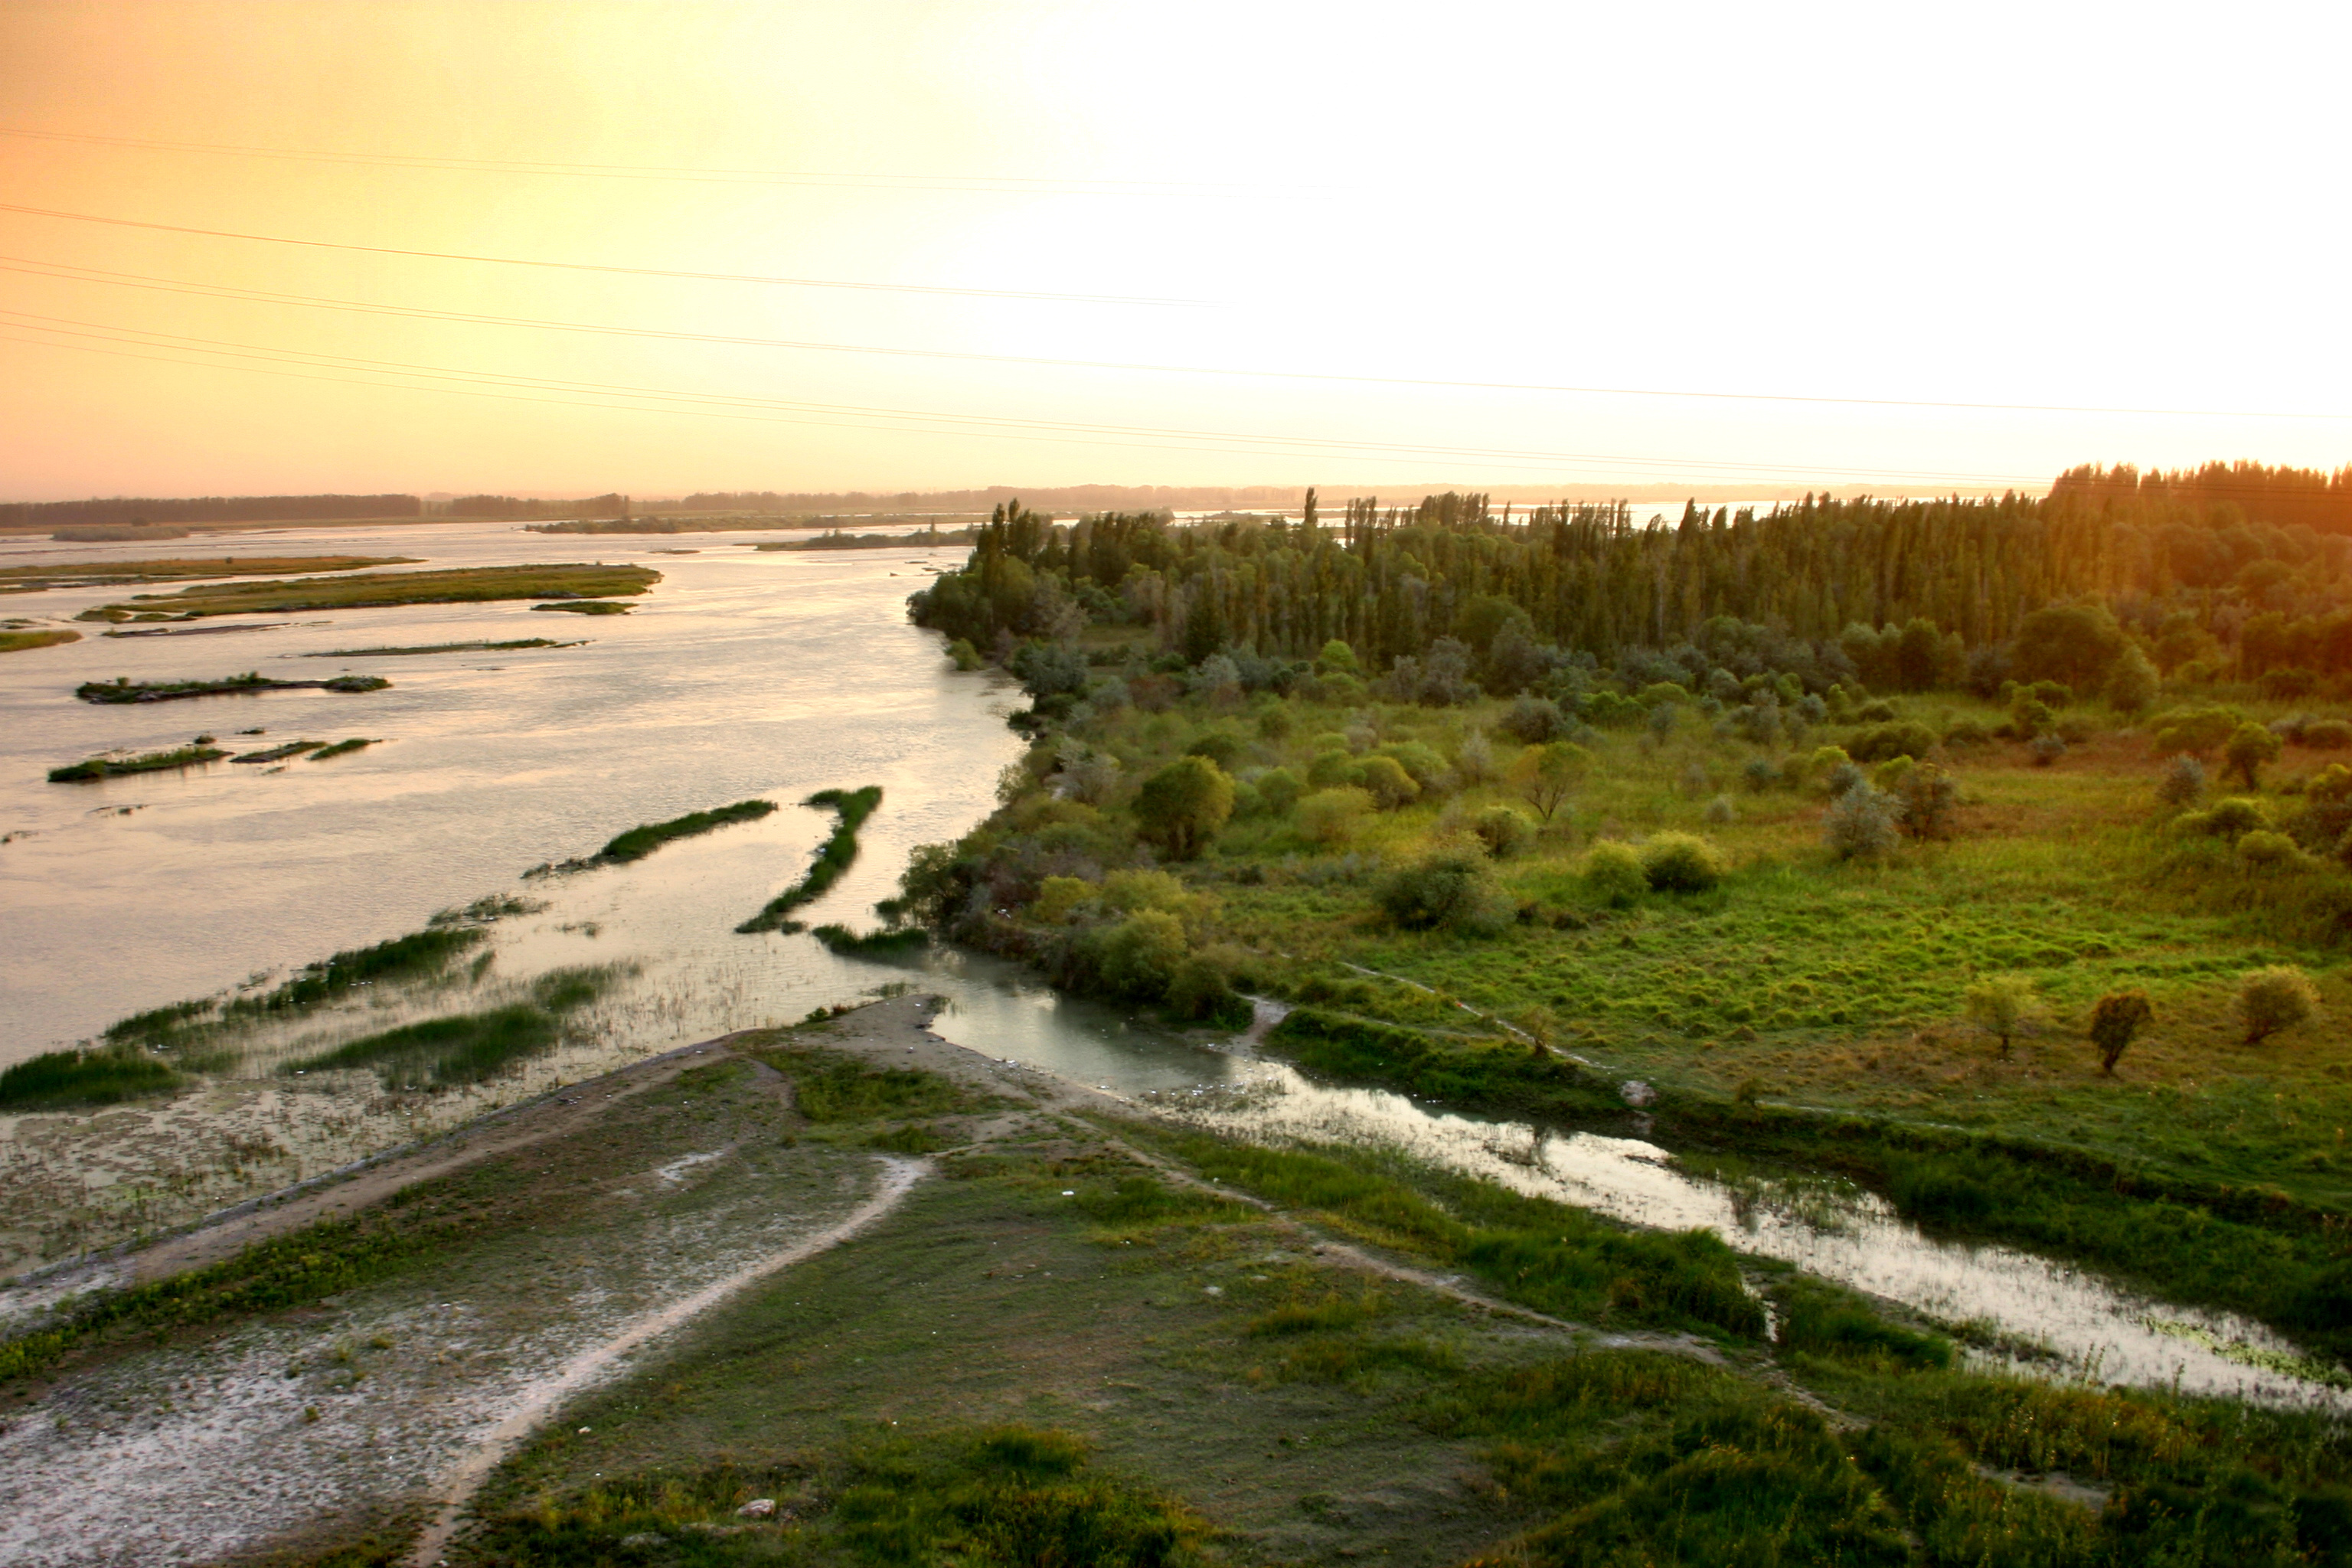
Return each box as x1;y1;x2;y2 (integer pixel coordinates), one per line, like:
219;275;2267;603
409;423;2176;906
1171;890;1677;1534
0;494;422;529
2053;462;2352;537
436;493;632;520
912;464;2352;697
668;485;1305;514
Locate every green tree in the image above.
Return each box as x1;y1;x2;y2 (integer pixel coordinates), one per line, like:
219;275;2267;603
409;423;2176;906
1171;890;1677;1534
1296;786;1372;845
2240;965;2319;1044
2105;644;2159;715
2088;990;2154;1075
1355;753;1421;809
2223;722;2282;789
1641;832;1724;893
1963;974;2042;1058
1509;740;1589;822
1133;756;1233;861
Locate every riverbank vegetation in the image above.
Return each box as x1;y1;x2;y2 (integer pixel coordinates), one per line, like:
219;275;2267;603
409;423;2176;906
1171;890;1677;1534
80;563;658;620
0;555;416;593
737;786;885;933
47;743;228;782
76;672;390;703
529;599;631;614
890;473;2352;1354
307;737;377;760
0;1047;181;1112
0;628;79;652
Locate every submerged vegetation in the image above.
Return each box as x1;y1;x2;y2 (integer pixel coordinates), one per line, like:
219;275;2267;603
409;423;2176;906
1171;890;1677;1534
307;737;378;760
737;786;885;933
281;966;616;1089
599;799;777;863
47;743;228;782
0;1047;181;1112
531;599;632;614
80;562;658;619
75;671;390;703
305;638;581;656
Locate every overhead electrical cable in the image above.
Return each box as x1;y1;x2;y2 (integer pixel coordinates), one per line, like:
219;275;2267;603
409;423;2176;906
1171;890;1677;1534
0;125;1249;197
0;203;1204;305
0;313;2052;488
3;251;2340;423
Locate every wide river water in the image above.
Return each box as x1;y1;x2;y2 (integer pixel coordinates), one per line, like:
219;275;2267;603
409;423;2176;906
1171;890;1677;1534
0;520;2341;1409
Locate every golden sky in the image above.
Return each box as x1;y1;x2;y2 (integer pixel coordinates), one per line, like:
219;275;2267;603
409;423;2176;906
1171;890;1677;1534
0;0;2345;500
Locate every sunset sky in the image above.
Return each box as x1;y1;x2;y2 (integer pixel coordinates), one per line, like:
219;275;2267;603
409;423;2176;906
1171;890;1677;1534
1;1;2344;501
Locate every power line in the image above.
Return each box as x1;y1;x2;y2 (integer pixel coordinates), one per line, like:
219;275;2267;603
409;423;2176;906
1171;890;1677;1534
0;203;1205;306
0;125;1250;197
5;250;2341;425
0;313;2052;488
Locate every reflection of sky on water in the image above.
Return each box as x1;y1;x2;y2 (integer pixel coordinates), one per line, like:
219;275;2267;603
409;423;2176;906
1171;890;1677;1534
1161;1065;2350;1410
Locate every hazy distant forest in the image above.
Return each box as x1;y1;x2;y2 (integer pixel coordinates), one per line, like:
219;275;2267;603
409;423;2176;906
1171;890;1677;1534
913;462;2352;692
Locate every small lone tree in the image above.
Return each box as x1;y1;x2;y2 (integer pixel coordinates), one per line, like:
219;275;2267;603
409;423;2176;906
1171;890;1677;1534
1510;740;1589;822
2105;644;2160;716
1893;763;1960;840
2239;965;2320;1044
1963;974;2042;1058
2224;721;2282;790
2088;990;2154;1075
1132;755;1233;861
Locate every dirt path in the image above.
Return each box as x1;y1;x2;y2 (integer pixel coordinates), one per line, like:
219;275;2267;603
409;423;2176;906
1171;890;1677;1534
405;1155;927;1566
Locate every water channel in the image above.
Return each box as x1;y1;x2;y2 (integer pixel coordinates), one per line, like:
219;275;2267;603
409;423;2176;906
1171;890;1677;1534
0;521;2342;1410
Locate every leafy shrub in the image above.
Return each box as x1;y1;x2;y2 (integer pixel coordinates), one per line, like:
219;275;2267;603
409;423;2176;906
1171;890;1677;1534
1704;794;1735;825
1809;744;1851;779
2009;697;2056;740
1166;956;1245;1023
2180;795;2269;839
1848;721;1938;763
1306;749;1359;789
2305;720;2352;750
1824;760;1866;798
1942;718;1990;748
1182;729;1244;769
1641;833;1723;893
1824;785;1900;860
1355;753;1420;809
1855;699;1899;724
2240;965;2320;1044
2157;755;2206;808
2226;721;2283;789
2152;704;2242;756
2237;830;2302;870
1374;740;1449;792
2089;990;2154;1074
1472;805;1534;858
1893;763;1959;839
1297;786;1373;845
1582;841;1648;906
2262;666;2321;701
1741;757;1778;792
1031;876;1094;923
1500;694;1570;743
1962;974;2041;1057
1254;703;1293;740
1374;852;1514;936
2105;644;2160;714
1872;755;1915;791
2030;733;2067;766
1254;766;1304;816
1132;756;1233;861
1093;911;1188;999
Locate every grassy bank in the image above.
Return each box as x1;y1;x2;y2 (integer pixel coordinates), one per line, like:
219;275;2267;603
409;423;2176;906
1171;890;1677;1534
737;786;885;933
15;1007;2352;1565
0;1047;181;1113
0;628;79;653
81;562;658;619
